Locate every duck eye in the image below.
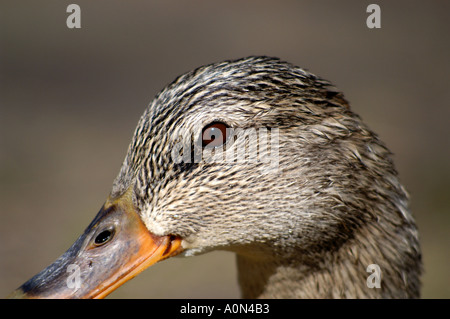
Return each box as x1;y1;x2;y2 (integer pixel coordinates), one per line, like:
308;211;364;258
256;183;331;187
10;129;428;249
202;122;230;148
94;228;114;246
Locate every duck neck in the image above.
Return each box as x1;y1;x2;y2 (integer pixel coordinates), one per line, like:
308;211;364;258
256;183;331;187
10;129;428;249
236;251;372;299
235;225;419;299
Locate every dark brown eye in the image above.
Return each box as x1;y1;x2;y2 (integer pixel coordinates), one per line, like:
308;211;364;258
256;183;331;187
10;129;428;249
202;122;230;148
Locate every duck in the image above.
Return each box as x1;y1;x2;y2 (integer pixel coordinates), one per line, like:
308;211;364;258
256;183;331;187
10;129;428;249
9;56;422;299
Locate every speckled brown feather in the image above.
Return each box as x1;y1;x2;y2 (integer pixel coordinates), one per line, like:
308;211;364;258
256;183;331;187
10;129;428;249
110;56;422;298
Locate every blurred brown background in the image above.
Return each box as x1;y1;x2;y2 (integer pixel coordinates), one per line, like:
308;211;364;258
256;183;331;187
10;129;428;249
0;1;449;298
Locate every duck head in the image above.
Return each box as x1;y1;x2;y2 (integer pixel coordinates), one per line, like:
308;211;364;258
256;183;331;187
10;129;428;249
10;56;421;298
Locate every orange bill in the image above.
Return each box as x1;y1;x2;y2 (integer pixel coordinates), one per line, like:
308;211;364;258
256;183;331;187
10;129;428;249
8;197;182;299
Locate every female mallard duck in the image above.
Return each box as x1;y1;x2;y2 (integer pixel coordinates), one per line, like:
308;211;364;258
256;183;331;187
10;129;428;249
10;56;421;299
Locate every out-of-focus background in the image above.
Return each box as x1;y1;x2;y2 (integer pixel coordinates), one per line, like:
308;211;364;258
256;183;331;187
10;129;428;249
0;1;449;298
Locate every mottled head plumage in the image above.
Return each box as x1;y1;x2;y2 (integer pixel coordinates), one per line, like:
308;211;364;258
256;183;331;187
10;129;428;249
110;56;421;298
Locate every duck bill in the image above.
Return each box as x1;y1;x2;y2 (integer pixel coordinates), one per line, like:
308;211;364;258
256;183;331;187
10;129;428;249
8;197;182;299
